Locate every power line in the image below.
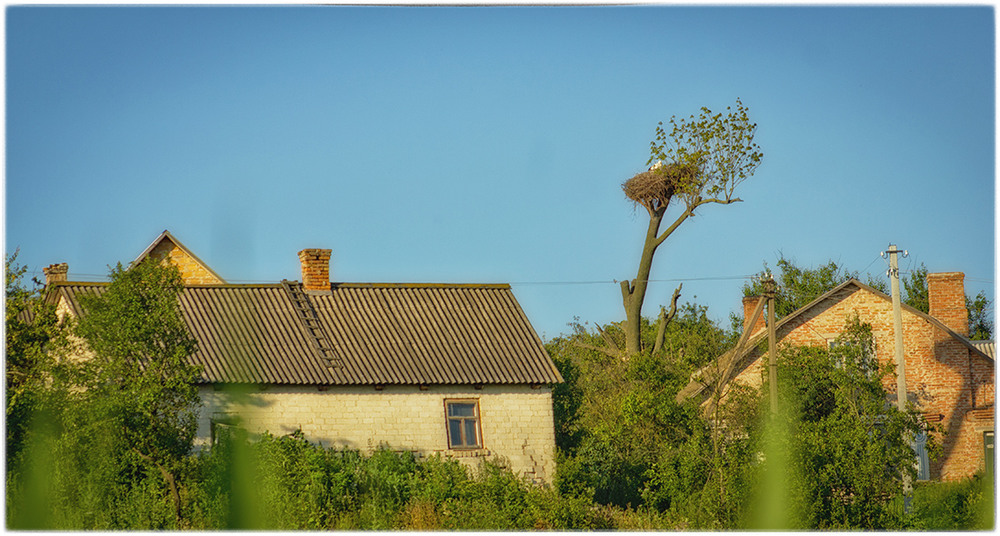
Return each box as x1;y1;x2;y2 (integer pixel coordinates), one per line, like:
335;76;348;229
510;275;754;286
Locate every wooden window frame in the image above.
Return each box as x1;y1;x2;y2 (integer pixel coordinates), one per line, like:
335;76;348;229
445;399;482;450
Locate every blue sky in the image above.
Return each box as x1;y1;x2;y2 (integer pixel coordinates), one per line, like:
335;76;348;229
6;6;995;340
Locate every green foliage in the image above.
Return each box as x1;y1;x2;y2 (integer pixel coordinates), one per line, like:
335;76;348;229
910;472;994;530
185;432;620;530
5;251;61;468
903;263;930;313
549;348;584;451
642;382;760;529
74;260;201;465
7;259;203;529
744;256;861;317
548;304;740;521
647;98;763;203
967;290;993;340
770;317;929;529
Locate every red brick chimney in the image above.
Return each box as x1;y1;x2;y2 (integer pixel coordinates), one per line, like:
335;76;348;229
743;295;766;335
298;249;332;291
43;263;68;286
927;272;967;336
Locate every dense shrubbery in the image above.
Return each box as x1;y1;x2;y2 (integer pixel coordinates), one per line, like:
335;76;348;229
9;428;638;530
546;304;987;530
909;472;994;530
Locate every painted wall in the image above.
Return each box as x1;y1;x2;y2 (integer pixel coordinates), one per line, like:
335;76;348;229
195;383;557;483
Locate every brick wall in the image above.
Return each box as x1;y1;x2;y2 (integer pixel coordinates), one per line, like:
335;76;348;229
148;240;223;285
728;284;994;481
195;383;557;483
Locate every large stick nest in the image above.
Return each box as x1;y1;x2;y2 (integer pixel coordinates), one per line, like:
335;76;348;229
622;162;699;208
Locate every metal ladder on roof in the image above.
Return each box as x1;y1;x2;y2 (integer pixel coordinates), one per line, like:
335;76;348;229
281;280;343;369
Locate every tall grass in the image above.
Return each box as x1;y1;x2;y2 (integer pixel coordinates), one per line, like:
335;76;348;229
909;472;994;530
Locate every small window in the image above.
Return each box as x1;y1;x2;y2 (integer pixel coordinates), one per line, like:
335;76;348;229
446;400;481;449
828;339;877;374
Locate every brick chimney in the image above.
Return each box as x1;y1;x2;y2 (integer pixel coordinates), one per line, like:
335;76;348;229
743;295;766;335
43;263;68;286
927;272;967;336
298;249;332;291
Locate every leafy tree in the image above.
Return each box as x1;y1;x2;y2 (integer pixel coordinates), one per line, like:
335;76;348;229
618;99;763;356
743;256;879;318
966;291;993;340
902;264;930;313
8;259;203;529
770;317;930;529
4;251;61;468
550;304;735;513
548;348;585;452
72;259;202;522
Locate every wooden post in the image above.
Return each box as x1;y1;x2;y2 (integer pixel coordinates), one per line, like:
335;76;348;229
766;275;778;416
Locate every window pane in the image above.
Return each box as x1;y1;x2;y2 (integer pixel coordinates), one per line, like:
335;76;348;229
448;419;463;447
464;419;479;447
448;403;476;417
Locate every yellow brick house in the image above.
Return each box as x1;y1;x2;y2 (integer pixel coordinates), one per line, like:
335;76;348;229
43;230;563;483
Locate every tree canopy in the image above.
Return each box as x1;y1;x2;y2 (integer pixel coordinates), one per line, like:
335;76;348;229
742;256;887;319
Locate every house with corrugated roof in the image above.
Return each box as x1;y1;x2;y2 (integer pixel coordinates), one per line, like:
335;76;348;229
42;230;563;483
677;275;994;481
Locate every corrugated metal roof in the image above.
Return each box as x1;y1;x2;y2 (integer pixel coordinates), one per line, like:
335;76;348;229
970;340;995;360
48;282;562;386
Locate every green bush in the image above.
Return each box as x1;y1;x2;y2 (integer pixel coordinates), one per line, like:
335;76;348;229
910;473;994;530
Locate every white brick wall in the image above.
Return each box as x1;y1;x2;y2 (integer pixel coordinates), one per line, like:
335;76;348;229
196;383;557;483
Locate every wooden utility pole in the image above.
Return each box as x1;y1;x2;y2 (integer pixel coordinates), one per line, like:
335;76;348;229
765;274;778;416
885;243;912;508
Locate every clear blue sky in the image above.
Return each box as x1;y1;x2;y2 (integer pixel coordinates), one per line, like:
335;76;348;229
6;6;995;340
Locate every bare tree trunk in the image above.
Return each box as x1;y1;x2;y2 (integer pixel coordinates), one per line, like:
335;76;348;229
621;203;697;357
652;283;683;355
134;448;181;525
621;210;665;355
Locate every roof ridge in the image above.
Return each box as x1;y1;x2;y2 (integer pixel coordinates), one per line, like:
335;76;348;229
329;282;512;290
678;278;993;404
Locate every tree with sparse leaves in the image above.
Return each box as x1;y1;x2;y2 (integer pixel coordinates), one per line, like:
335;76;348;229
618;100;763;357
